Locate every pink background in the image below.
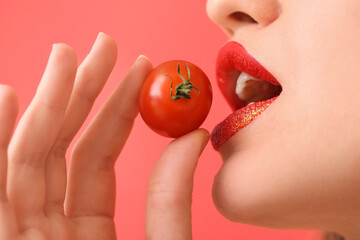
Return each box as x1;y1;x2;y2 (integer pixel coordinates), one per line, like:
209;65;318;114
1;0;318;239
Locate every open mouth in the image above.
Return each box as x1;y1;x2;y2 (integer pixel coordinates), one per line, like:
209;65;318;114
234;71;282;108
211;41;282;150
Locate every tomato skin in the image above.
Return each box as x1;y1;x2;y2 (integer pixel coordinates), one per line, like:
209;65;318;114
139;60;212;138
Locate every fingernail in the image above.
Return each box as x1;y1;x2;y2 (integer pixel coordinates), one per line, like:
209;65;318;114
96;32;107;41
52;43;58;51
94;32;103;46
133;55;151;69
136;54;150;63
50;43;61;57
200;129;210;152
89;32;107;53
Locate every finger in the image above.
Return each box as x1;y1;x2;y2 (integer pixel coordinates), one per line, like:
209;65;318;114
0;87;21;239
66;56;152;220
146;129;210;240
45;33;117;214
7;44;77;222
0;85;18;200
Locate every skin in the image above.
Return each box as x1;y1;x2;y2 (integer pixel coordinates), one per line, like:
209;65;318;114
1;0;359;239
206;0;360;239
0;33;209;240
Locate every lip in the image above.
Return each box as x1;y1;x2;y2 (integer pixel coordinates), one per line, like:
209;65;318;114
211;41;280;150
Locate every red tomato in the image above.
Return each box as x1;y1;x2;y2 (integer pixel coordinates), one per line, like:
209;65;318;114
139;60;212;138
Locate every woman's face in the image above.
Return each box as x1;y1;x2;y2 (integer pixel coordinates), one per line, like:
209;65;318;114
207;0;360;235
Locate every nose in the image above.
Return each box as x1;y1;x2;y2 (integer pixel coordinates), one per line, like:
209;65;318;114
206;0;281;36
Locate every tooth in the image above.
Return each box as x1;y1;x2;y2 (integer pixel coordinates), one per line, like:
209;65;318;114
247;102;255;106
235;72;262;100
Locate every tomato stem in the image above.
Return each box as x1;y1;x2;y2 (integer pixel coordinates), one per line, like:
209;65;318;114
167;63;200;101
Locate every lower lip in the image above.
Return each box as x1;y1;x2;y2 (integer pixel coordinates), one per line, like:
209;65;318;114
211;97;278;150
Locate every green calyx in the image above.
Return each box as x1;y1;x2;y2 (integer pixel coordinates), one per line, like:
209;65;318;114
166;63;200;101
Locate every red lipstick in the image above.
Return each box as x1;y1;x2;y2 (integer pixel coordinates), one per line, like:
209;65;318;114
211;41;281;150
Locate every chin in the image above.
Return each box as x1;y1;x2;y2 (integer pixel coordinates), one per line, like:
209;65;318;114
211;151;321;230
211;164;275;227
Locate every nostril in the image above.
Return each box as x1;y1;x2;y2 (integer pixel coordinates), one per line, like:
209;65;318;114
229;11;258;24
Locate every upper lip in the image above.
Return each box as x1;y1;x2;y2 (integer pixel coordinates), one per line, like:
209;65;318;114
216;41;281;110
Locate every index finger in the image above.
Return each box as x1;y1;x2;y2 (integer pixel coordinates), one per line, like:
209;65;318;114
146;129;210;240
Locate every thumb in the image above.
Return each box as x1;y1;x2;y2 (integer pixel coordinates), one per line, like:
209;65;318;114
145;129;210;240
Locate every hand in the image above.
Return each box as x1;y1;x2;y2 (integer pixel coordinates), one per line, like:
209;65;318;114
0;32;210;240
0;32;153;239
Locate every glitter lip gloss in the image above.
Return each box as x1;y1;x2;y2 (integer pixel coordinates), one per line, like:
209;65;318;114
211;41;281;150
211;97;278;150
